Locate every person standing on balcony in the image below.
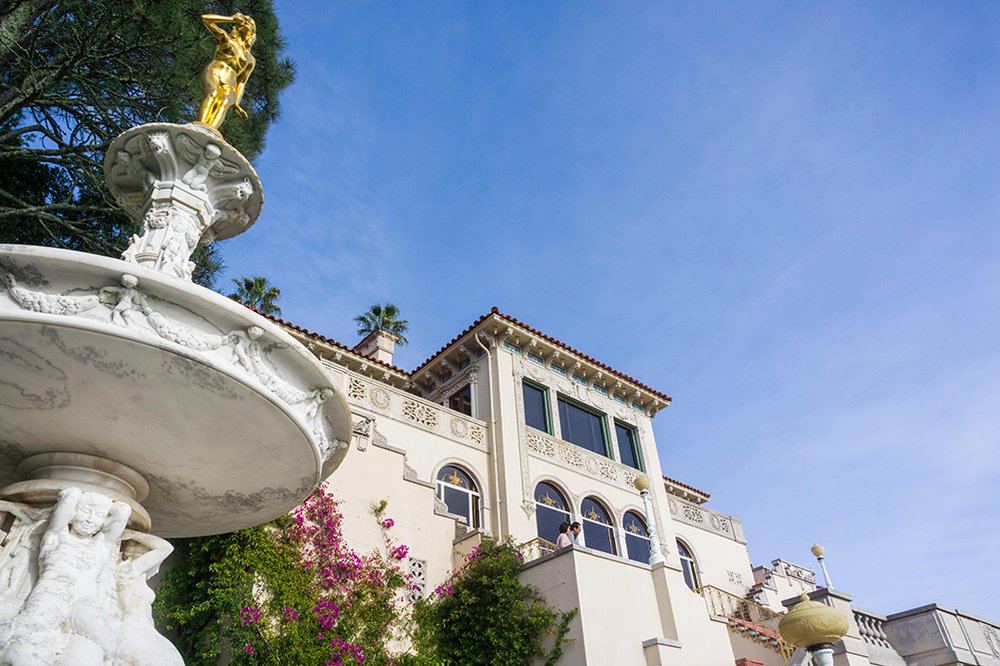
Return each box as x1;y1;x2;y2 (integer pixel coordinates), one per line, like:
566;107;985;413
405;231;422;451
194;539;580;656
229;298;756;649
556;522;572;548
571;521;582;545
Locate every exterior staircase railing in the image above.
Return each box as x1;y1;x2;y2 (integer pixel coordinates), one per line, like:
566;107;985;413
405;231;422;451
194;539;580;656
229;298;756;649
696;584;795;662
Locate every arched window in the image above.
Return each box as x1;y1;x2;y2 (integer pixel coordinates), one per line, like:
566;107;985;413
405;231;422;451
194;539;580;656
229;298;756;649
677;540;700;590
623;511;650;563
436;465;480;528
534;482;570;545
581;497;616;555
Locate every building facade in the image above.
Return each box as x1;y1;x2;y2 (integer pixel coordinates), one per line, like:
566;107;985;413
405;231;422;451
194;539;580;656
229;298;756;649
274;307;999;666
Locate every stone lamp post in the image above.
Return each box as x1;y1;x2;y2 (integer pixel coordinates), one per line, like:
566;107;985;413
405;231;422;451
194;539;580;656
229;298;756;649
633;475;666;566
779;593;850;666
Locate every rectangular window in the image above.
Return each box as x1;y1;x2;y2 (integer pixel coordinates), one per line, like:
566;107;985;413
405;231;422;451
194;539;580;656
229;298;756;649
571;374;587;386
527;352;545;366
557;397;609;457
448;384;472;416
522;381;550;433
612;393;627;405
615;422;643;471
550;365;567;377
457;358;471;370
631;402;645;413
503;341;522;355
592;385;607;397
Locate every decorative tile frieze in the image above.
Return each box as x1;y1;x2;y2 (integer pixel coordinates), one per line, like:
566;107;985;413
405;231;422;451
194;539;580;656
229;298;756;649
668;496;747;544
525;429;641;491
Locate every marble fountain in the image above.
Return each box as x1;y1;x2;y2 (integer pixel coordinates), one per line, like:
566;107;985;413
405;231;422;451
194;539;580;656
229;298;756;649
0;13;352;664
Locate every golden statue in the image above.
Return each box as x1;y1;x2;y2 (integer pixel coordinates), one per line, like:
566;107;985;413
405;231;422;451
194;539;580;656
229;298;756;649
197;13;256;131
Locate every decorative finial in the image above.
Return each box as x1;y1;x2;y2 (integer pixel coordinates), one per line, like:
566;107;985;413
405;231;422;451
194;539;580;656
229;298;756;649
811;543;825;558
778;594;849;666
197;13;257;132
633;474;650;492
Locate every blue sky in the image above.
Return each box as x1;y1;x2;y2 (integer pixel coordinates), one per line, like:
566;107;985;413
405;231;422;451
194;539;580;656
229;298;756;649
221;1;1000;618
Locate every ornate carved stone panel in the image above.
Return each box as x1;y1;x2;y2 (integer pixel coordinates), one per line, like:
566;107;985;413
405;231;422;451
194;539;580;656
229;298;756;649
668;495;747;544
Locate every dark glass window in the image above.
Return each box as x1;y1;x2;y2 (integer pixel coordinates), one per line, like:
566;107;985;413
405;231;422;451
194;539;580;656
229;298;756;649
448;384;472;416
677;540;700;590
557;398;608;456
623;511;650;563
436;465;480;528
534;482;569;544
615;422;642;470
522;381;549;433
581;497;616;555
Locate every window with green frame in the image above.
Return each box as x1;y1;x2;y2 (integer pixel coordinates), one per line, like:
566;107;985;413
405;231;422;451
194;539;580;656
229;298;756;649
614;421;643;471
522;380;550;434
557;396;609;457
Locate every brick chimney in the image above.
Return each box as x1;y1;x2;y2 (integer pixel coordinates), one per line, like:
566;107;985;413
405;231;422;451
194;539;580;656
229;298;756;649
354;329;401;365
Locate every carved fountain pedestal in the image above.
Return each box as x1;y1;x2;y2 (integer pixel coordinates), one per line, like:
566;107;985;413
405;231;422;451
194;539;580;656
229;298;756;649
0;124;351;665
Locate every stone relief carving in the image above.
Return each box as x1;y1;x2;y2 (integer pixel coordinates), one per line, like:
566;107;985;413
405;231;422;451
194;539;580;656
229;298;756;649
353;416;373;451
0;502;51;616
727;570;744;586
175;135;240;190
105;125;262;282
407;558;427;603
402;459;419;482
6;275;101;316
345;373;486;451
524;430;640;491
3;274;339;461
982;623;1000;659
669;494;746;544
116;530;184;665
0;495;183;666
403;399;438;428
0;489;131;664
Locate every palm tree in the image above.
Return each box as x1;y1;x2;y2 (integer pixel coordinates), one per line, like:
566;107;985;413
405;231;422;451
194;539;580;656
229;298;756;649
354;303;409;345
229;275;281;315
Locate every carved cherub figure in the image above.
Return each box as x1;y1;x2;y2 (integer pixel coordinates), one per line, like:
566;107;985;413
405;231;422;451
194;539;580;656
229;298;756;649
176;135;240;190
99;274;150;328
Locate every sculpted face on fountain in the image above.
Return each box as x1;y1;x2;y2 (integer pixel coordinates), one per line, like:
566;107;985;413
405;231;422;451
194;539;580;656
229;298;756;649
70;492;114;537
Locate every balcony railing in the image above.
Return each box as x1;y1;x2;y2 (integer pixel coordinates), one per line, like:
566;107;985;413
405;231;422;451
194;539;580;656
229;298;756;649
696;584;794;661
518;537;558;563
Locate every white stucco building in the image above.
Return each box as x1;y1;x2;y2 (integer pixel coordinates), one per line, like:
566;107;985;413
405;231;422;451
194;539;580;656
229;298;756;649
271;307;999;666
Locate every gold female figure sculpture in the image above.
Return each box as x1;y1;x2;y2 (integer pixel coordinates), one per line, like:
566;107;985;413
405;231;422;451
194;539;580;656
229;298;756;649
197;13;256;131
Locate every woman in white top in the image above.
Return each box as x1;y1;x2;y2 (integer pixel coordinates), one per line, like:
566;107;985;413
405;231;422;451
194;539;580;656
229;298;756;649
555;521;573;548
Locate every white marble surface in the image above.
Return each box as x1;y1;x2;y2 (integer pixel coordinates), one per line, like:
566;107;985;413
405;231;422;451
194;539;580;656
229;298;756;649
0;244;352;537
0;492;183;665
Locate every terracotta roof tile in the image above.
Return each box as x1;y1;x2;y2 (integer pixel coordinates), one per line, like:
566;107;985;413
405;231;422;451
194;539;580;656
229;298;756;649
413;307;672;404
256;305;672;403
253;308;409;375
662;475;711;499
